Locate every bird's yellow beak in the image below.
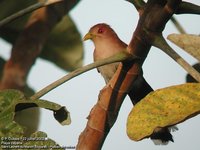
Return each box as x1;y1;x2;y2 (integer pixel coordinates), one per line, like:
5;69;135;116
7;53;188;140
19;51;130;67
83;32;94;41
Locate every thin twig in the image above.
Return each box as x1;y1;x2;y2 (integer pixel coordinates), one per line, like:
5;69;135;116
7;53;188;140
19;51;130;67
0;0;63;28
30;52;137;100
171;16;186;34
153;34;200;82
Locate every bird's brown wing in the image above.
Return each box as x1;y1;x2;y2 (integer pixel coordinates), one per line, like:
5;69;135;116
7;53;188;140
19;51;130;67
93;48;100;73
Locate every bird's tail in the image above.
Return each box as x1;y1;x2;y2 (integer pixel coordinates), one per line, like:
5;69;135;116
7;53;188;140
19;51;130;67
150;126;178;145
128;74;177;144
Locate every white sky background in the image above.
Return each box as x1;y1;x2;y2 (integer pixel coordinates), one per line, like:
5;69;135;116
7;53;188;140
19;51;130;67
0;0;200;150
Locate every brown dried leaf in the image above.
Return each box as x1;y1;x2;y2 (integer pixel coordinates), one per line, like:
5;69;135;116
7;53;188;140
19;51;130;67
168;34;200;62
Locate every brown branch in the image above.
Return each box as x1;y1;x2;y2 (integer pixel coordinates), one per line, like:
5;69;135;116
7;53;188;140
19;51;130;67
0;0;80;90
77;61;142;150
0;0;80;138
175;2;200;14
166;0;182;10
77;1;182;149
127;1;187;34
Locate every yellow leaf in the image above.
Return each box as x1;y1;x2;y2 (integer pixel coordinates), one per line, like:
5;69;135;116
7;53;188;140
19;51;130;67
127;83;200;141
167;34;200;62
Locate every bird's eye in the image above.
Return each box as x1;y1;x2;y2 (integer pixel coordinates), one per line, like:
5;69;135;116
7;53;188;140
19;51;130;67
98;28;103;33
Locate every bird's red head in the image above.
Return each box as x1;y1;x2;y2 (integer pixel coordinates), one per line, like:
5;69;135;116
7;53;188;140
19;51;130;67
88;23;117;39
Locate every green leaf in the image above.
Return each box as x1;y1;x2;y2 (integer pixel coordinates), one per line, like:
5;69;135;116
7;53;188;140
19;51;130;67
41;15;83;71
168;34;200;62
0;89;71;137
0;90;26;137
127;83;200;141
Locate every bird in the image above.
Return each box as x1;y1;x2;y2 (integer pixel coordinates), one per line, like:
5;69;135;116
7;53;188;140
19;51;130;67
83;23;176;144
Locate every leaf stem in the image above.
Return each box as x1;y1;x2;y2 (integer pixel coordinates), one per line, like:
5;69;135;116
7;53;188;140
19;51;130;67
171;16;186;34
153;34;200;82
30;52;136;100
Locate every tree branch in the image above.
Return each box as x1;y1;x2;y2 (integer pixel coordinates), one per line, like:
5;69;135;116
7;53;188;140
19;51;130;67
0;0;63;27
0;1;80;90
30;52;136;100
166;0;182;11
175;2;200;14
77;0;182;149
153;34;200;82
